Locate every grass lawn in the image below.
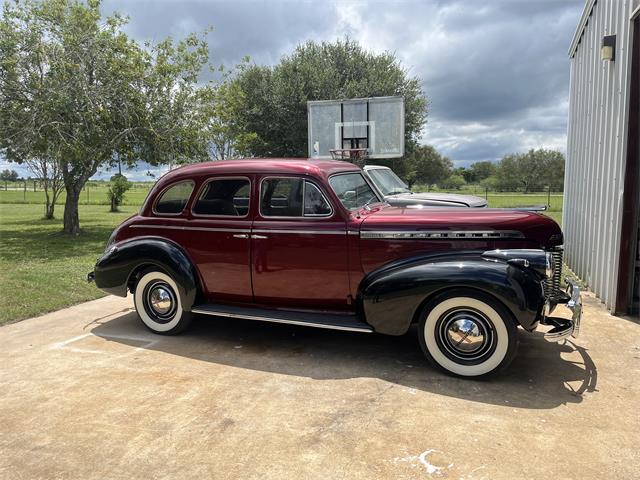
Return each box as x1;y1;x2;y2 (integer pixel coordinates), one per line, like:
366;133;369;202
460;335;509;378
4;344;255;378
0;184;152;206
0;204;136;325
0;192;563;325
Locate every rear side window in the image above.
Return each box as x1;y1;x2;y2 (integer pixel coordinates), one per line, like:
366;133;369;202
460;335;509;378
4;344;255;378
193;178;251;217
154;181;194;215
260;178;332;217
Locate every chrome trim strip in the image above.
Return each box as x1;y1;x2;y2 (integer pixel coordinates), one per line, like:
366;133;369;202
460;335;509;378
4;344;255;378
360;230;525;240
191;308;373;333
130;225;251;233
252;229;346;235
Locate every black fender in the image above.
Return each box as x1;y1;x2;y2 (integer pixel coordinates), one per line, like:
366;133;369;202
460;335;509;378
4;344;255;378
93;237;200;311
358;250;546;336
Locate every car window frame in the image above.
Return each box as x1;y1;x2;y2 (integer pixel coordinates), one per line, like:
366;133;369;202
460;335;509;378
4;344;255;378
259;176;334;220
328;171;384;211
191;176;252;219
152;179;196;217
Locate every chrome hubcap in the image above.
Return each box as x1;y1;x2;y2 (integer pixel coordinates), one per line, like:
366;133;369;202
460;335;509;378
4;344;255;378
149;286;172;315
446;318;485;353
143;280;178;323
436;308;496;364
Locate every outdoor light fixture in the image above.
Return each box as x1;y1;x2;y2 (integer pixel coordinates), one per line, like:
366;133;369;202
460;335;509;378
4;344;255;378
601;35;616;61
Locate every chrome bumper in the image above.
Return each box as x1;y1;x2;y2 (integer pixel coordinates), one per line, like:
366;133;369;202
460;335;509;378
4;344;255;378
541;280;582;342
87;271;95;283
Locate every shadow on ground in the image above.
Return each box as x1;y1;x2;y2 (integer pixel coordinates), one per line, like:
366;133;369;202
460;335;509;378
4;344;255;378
91;311;597;410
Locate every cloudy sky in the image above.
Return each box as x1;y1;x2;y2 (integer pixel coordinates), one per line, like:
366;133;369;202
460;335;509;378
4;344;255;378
1;0;585;179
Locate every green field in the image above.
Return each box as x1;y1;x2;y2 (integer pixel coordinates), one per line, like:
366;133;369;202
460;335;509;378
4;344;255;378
0;204;136;325
0;182;152;206
0;191;563;325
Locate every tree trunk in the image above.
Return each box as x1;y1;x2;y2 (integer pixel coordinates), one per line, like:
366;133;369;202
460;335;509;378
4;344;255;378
44;188;54;219
110;196;118;212
45;202;55;219
63;187;81;235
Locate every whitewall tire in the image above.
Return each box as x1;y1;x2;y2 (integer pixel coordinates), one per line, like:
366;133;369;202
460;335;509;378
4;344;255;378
418;290;518;377
133;270;191;335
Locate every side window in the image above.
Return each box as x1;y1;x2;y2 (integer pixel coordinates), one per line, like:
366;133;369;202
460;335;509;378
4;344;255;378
154;181;194;215
304;182;332;216
193;178;250;217
261;178;332;217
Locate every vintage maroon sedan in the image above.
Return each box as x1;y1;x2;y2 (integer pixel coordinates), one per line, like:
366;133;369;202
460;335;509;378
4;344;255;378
88;159;581;377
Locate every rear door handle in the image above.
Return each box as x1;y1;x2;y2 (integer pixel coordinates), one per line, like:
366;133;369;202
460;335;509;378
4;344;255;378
232;234;249;239
251;234;268;239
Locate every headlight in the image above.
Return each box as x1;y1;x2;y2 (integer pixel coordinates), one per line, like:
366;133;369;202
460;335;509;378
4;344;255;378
545;252;554;278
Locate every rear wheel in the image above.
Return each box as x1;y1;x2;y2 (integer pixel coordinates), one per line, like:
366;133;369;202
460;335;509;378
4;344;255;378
418;289;518;377
133;270;191;335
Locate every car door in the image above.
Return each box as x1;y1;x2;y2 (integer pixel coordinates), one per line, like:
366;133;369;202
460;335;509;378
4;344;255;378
184;176;253;303
251;175;351;311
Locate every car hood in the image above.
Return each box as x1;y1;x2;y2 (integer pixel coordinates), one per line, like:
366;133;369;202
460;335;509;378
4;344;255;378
385;192;487;208
359;205;562;248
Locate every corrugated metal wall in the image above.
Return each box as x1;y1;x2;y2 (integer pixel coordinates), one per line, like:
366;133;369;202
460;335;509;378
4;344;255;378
564;0;638;309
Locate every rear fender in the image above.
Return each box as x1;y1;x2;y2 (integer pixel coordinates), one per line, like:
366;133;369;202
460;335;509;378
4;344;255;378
93;237;199;311
358;251;545;335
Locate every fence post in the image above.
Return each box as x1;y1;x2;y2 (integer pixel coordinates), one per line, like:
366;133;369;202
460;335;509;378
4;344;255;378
547;185;551;208
485;187;488;201
23;181;26;201
87;185;90;203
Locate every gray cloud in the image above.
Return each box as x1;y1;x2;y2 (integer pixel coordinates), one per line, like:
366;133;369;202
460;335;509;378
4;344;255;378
1;0;585;173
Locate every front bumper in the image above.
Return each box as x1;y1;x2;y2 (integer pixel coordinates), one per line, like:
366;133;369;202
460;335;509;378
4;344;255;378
87;271;95;283
541;279;582;342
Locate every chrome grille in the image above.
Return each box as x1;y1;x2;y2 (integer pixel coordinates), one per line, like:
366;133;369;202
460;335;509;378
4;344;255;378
544;248;564;299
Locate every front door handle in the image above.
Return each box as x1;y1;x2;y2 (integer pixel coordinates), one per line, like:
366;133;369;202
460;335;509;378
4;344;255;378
232;234;249;239
251;234;268;239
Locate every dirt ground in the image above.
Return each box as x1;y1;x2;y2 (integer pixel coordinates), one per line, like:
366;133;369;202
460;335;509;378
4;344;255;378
0;292;638;480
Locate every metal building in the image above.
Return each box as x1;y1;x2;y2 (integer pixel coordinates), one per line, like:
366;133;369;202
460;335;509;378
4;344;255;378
565;0;640;314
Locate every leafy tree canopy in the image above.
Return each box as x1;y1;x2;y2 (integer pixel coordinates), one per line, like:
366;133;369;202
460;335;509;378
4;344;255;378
405;145;453;189
0;0;211;234
0;169;19;181
232;39;427;158
496;148;565;192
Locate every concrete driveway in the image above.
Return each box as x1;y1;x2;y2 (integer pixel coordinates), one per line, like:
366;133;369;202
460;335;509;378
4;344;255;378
0;292;638;480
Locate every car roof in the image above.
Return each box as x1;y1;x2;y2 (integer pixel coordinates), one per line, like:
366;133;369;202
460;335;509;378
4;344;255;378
161;158;361;182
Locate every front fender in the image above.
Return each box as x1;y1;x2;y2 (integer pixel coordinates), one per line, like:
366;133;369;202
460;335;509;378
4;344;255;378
358;251;545;335
93;237;199;311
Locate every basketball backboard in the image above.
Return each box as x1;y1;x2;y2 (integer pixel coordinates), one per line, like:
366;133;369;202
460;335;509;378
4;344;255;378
307;96;405;160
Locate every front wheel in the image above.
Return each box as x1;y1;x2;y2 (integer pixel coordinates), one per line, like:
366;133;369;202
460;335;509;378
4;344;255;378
418;289;518;377
133;270;191;335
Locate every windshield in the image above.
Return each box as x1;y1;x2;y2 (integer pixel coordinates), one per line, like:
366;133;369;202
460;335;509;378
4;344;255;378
329;173;381;210
366;168;411;195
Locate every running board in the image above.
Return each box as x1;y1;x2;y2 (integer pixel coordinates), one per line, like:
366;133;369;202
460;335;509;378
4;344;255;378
191;303;373;333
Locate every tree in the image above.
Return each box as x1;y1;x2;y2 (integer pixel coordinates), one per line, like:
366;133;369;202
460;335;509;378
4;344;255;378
107;174;131;212
23;157;64;218
469;161;496;183
201;71;258;160
440;174;466;190
495;149;565;192
0;0;211;235
0;169;18;189
408;145;452;189
233;39;427;157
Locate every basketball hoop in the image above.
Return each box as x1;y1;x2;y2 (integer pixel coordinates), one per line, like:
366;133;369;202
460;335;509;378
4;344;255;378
329;148;368;165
